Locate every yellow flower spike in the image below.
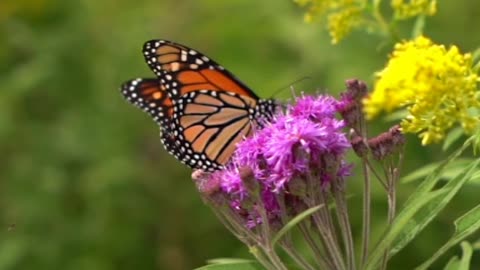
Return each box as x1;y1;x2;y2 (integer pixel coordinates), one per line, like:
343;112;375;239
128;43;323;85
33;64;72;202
364;36;480;145
391;0;437;19
328;6;364;44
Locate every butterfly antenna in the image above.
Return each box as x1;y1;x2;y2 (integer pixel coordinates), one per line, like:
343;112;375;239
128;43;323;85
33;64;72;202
271;76;312;98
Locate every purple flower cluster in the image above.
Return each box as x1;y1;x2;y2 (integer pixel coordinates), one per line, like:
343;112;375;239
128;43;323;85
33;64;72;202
201;94;352;228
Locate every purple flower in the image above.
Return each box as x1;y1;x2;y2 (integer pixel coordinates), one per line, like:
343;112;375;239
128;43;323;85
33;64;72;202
243;190;281;229
289;94;340;122
196;94;352;229
215;166;248;200
233;95;351;192
234;133;269;180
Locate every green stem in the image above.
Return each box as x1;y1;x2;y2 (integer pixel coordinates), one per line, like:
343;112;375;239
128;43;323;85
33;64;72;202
256;190;289;270
333;180;356;270
311;212;346;270
372;0;400;41
380;159;397;270
281;242;317;270
299;222;334;269
249;246;277;270
360;157;372;267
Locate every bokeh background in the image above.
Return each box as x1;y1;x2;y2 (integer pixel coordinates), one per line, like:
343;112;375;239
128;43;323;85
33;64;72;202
1;1;479;269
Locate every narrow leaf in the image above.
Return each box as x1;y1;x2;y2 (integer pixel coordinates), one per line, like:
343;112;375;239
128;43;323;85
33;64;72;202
383;109;408;122
391;160;480;256
402;159;474;184
403;137;472;207
443;127;464;151
364;190;447;270
401;162;440;184
458;242;473;270
415;203;480;270
399;159;475;184
443;256;460;270
469;171;480;184
271;204;323;246
454;204;480;239
207;258;254;265
472;47;480;67
195;261;264;270
473;239;480;250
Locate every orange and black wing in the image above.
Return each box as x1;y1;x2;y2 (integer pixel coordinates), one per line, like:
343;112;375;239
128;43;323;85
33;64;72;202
120;78;180;156
142;39;259;100
120;78;174;127
167;90;277;171
121;40;278;171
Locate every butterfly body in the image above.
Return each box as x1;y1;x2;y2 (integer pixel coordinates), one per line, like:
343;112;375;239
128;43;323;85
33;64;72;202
121;40;277;171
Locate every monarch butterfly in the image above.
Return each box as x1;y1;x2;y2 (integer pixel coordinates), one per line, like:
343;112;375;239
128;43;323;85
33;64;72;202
120;40;278;171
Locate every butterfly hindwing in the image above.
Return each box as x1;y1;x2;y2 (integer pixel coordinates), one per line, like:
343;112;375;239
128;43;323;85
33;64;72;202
121;40;278;171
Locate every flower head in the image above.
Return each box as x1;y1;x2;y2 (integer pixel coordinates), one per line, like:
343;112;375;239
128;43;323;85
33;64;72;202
236;95;350;192
290;94;340;121
195;94;352;229
260;115;349;191
364;36;480;145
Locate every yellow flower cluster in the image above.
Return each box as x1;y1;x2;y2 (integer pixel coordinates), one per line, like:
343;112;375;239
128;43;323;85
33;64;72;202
295;0;331;23
328;5;363;44
294;0;366;44
391;0;437;19
364;36;480;145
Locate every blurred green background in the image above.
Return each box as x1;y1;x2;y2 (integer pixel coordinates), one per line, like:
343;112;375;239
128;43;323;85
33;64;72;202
1;0;479;269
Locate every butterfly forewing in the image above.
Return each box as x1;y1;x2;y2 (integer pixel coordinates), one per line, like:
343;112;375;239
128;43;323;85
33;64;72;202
142;40;259;99
120;78;174;127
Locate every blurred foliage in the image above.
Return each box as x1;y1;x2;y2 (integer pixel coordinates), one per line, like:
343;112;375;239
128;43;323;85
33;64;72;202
0;0;479;269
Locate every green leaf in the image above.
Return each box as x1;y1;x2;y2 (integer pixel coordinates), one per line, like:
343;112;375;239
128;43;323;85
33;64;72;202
401;159;472;184
271;204;323;246
472;47;480;70
473;239;480;250
443;256;460;270
383;109;408;122
458;242;473;270
415;203;480;270
454;204;480;239
443;127;464;151
391;160;480;257
207;258;255;265
363;189;447;270
401;162;440;184
468;171;480;185
195;261;264;270
403;137;473;207
472;131;480;155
